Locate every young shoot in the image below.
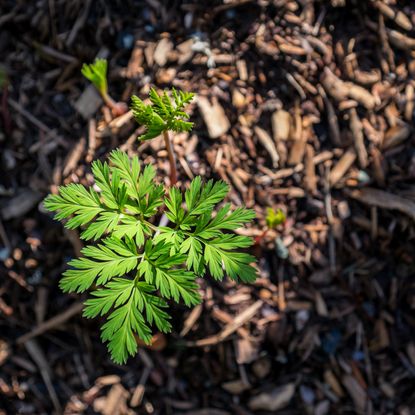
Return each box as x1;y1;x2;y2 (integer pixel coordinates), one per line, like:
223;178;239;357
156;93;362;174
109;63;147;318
255;207;286;245
131;88;195;185
266;207;286;229
82;58;127;116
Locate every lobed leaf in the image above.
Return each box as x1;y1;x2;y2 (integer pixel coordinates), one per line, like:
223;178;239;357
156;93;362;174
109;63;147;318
131;88;195;140
60;237;139;293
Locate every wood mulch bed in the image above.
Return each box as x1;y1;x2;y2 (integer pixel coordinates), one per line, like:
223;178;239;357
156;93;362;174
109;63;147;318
1;1;415;414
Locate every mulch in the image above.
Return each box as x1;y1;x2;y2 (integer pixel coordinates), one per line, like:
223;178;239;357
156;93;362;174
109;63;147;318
1;1;415;414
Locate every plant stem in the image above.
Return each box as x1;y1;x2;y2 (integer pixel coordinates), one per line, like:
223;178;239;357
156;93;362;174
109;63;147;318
163;130;178;185
101;91;128;116
254;228;269;245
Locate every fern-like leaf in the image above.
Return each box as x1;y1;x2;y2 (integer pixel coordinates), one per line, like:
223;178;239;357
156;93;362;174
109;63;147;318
131;88;195;141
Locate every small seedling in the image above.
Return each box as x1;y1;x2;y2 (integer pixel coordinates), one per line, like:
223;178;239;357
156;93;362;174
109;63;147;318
255;207;286;245
266;207;286;229
82;58;127;116
131;88;194;185
44;89;257;364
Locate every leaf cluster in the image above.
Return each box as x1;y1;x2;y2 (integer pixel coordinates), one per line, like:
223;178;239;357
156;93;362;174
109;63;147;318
131;88;195;140
266;207;286;229
81;58;108;96
44;150;256;363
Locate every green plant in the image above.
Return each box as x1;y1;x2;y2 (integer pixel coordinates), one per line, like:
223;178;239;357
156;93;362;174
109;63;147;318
131;88;195;185
255;207;286;245
265;208;286;229
82;58;127;116
44;89;257;364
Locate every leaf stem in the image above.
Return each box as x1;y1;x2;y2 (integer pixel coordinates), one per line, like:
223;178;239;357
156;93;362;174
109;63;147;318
163;130;178;185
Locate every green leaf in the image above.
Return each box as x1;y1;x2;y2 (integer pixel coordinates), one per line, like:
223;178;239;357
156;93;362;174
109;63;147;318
154;227;184;254
180;236;204;274
184;177;229;216
109;150;164;217
44;183;120;241
135;282;172;333
139;117;165;141
170;118;194;133
92;160;127;210
137;254;201;306
131;95;154;126
109;149;141;201
197;204;256;238
203;235;256;282
81;59;108;96
149;88;170;119
153;268;201;306
60;237;139;293
101;287;152;364
83;278;171;363
266;207;286;229
83;277;136;318
165;187;185;224
81;211;122;241
131;88;195;140
112;216;148;247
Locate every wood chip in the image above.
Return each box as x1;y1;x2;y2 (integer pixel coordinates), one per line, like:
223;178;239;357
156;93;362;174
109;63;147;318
382;124;411;150
188;301;263;347
197;96;230;138
177;38;194;65
249;383;295;411
329;148;356;186
17;302;84;345
236;59;248;81
321;67;377;109
1;189;42;220
63;137;86;176
102;384;130;415
349;187;415;220
153;37;173;67
74;85;103;120
255;126;279;168
342;375;367;413
374;1;412;31
180;304;203;336
349;108;368;168
271;109;291;142
222;379;250;394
